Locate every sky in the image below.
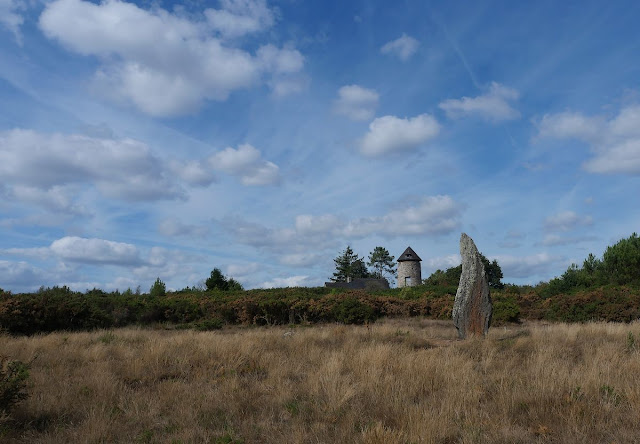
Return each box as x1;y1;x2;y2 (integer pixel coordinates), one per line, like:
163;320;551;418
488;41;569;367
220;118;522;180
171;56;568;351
1;0;639;292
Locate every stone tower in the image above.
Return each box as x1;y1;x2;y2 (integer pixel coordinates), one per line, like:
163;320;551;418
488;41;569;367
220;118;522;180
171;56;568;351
397;246;422;288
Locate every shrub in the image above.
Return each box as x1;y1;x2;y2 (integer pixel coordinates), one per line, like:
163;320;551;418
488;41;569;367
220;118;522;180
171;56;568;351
332;297;377;324
0;358;30;416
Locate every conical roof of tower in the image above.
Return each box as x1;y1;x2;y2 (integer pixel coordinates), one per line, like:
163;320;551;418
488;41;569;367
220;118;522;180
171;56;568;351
397;246;421;262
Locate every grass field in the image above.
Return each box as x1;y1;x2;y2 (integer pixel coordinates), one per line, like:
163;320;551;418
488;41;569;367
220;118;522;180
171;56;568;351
2;319;640;443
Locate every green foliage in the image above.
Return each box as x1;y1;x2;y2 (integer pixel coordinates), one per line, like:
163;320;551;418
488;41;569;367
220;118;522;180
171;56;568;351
206;268;244;292
332;297;377;324
367;246;396;282
424;265;461;288
149;277;166;298
423;253;503;289
491;294;521;325
0;358;30;415
602;232;640;285
331;246;369;282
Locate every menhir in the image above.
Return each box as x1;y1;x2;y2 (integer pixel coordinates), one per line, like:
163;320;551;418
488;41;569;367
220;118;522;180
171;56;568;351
452;233;492;339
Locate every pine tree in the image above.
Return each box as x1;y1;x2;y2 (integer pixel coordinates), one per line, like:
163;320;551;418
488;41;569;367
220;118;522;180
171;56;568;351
367;246;396;281
331;246;369;282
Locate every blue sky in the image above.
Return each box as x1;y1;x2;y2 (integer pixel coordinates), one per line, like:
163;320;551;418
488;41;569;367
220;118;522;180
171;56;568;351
1;0;639;292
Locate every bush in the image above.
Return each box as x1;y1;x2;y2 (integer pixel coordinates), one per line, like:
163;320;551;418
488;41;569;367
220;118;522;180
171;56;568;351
0;358;30;415
332;297;377;324
492;294;521;325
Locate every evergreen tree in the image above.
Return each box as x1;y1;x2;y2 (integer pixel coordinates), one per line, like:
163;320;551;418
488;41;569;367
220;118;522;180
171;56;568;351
149;277;166;297
206;268;229;291
331;246;369;282
367;246;396;281
205;268;244;291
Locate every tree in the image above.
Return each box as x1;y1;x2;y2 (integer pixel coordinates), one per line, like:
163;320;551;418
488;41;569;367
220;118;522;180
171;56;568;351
481;255;504;289
205;268;244;291
149;277;166;297
206;268;228;291
423;253;503;289
331;246;369;282
601;232;640;284
367;246;396;281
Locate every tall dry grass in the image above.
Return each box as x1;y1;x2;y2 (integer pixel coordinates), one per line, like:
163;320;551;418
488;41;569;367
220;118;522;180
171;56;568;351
1;319;640;443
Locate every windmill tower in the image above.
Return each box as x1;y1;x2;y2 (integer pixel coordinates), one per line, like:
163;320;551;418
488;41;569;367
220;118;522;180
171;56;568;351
397;246;422;288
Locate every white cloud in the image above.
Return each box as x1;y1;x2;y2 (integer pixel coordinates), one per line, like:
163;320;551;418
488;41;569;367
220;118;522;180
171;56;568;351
0;129;183;204
544;211;592;232
7;185;89;215
334;85;379;121
425;254;461;271
494;253;564;279
158;219;210;238
360;114;440;156
536;111;603;142
380;33;419;61
205;0;275;39
39;0;304;116
0;0;24;44
226;195;463;253
169;159;216;186
0;260;46;288
583;139;640;175
209;144;281;185
259;275;311;288
50;237;142;265
343;195;463;237
536;105;640;175
4;236;143;266
439;82;520;122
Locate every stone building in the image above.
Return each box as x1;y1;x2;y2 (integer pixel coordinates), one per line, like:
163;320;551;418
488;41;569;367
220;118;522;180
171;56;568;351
397;246;422;288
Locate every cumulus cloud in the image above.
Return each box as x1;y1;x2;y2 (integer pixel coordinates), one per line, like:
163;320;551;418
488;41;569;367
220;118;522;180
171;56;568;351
0;129;183;203
0;0;24;44
169;159;216;187
225;195;463;252
158;219;210;238
49;237;142;265
439;82;520;122
343;195;463;237
380;33;419;61
333;85;379;121
544;211;592;232
360;114;440;156
536;105;640;175
5;236;143;266
209;144;280;185
39;0;304;116
205;0;275;39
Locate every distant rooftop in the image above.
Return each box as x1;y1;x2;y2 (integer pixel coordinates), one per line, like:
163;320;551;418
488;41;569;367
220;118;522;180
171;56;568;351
397;246;421;262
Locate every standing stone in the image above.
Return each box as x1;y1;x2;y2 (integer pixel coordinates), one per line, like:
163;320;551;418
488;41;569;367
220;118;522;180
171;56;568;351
452;233;492;339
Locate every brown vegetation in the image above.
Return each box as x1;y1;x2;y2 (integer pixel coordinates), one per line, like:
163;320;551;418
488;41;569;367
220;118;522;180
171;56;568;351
2;319;640;443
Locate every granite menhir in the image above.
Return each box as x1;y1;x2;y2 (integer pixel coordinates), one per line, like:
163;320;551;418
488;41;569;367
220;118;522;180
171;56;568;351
452;233;492;339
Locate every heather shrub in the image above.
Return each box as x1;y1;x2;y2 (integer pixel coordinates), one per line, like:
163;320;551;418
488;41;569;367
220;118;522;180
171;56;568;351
0;358;30;416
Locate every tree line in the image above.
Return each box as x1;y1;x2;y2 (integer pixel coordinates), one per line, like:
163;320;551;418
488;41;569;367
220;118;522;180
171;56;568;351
330;246;396;283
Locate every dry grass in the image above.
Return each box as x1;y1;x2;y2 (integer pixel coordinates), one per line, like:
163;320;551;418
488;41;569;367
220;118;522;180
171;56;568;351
2;318;640;443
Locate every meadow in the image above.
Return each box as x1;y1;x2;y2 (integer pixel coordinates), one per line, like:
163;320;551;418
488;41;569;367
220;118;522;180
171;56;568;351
2;318;640;443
